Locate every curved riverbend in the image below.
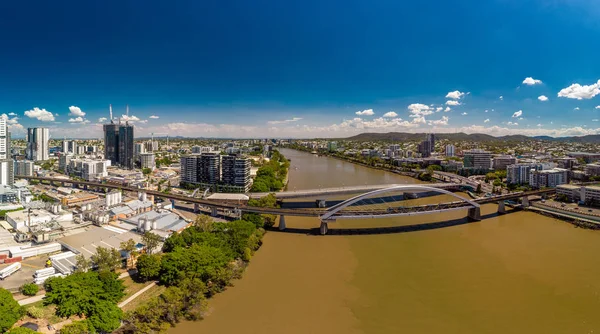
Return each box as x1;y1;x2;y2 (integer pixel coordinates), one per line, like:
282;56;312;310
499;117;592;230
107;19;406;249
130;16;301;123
170;148;600;334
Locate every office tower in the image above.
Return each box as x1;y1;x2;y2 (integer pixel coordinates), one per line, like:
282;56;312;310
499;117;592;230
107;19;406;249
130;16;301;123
118;122;134;169
69;140;78;155
26;127;49;161
445;144;455;157
222;155;251;192
463;149;492;169
0;117;12;186
492;156;517;171
426;133;435;153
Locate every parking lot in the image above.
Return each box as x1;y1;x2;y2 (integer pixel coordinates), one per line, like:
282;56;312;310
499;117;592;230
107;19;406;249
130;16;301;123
0;255;50;293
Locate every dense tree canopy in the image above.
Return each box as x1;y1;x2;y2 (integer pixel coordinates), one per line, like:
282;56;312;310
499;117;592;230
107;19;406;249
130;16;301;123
250;150;289;192
44;271;124;332
0;288;23;333
59;320;95;334
91;247;122;272
5;328;39;334
136;254;162;281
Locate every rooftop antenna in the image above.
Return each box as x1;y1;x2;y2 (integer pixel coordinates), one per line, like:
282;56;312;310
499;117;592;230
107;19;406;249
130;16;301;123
126;104;129;117
109;104;113;123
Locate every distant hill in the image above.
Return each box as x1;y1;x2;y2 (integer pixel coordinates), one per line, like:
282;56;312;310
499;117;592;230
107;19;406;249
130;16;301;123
345;132;600;143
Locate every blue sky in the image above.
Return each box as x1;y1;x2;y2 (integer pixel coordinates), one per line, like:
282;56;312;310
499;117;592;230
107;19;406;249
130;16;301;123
1;0;600;138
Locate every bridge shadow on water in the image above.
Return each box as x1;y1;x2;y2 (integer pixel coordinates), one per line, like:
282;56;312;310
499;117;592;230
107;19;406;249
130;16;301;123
269;209;519;236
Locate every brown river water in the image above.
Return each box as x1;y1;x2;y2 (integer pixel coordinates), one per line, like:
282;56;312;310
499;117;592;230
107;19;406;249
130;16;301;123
170;148;600;334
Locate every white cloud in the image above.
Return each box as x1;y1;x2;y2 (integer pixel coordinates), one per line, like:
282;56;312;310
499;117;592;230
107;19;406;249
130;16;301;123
484;109;488;113
507;122;519;126
355;109;374;116
596;106;600;109
435;107;442;112
68;117;90;124
429;116;449;126
461;112;468;116
411;116;426;124
445;90;465;100
499;96;503;100
68;106;85;117
149;115;160;119
558;80;600;100
407;104;434;117
382;111;398;118
98;117;107;122
484;119;490;123
537;124;542;127
538;95;548;102
593;119;599;122
574;107;580;110
445;100;461;106
121;115;141;122
444;107;451;112
522;77;542;85
8;112;16;116
512;110;523;118
24;107;55;122
267;117;303;125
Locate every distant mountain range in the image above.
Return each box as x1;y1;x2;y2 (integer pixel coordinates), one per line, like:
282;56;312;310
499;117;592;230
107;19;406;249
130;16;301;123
344;132;600;143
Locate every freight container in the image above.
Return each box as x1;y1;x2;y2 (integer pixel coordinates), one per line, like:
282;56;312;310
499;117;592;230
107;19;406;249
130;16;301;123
0;262;21;279
5;256;22;264
34;267;56;278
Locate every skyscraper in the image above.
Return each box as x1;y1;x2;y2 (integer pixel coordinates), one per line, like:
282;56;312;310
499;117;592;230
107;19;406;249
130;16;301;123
26;127;49;161
118;122;134;169
0;116;13;186
426;133;435;153
103;122;119;165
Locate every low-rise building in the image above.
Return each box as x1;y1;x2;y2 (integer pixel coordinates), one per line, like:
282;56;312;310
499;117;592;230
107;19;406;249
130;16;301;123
584;163;600;176
529;168;569;189
492;156;516;171
61;192;100;207
556;184;600;204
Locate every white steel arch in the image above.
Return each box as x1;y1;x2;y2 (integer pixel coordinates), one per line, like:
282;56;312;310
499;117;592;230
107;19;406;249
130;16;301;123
320;185;479;220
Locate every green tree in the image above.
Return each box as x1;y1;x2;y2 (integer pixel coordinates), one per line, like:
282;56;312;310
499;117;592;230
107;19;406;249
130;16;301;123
242;213;264;228
20;283;39;296
59;320;96;334
86;299;123;333
91;247;122;272
0;288;24;332
142;231;162;254
75;254;92;273
142;168;152;175
136;254;162;281
120;239;138;268
194;214;214;232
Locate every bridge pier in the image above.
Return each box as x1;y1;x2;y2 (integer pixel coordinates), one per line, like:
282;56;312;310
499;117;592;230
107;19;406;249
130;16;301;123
194;203;199;213
467;207;481;221
211;207;218;217
319;220;329;235
316;200;326;208
170;199;175;208
278;215;286;231
521;196;530;208
497;201;506;214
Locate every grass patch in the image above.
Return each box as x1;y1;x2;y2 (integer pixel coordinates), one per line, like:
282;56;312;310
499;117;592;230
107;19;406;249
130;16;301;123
121;284;166;313
121;275;151;300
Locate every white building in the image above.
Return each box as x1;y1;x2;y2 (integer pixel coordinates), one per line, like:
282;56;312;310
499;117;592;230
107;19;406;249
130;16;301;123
26;127;49;161
106;190;122;207
67;158;111;180
14;160;34;177
529;168;569;189
0;116;13;186
140;153;155;170
445;145;455;157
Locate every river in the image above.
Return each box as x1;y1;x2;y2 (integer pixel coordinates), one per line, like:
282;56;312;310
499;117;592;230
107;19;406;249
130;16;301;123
171;148;600;334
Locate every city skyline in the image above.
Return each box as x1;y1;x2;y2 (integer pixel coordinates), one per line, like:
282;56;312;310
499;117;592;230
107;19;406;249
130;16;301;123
2;1;600;138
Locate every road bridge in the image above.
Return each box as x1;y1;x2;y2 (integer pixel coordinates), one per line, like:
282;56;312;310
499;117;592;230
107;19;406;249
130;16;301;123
250;182;462;199
17;176;554;234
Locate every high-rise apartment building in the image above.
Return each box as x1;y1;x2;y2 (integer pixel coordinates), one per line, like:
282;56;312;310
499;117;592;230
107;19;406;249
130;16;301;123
529;168;569;189
418;140;431;158
0;117;12;186
14;160;34;177
463;149;492;169
61;140;69;154
139;153;155;170
26;127;49;161
445;145;455;157
222;155;251;192
181;153;250;193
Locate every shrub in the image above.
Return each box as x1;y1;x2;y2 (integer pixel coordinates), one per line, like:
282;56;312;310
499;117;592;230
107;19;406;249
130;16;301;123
26;305;45;319
20;283;39;296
